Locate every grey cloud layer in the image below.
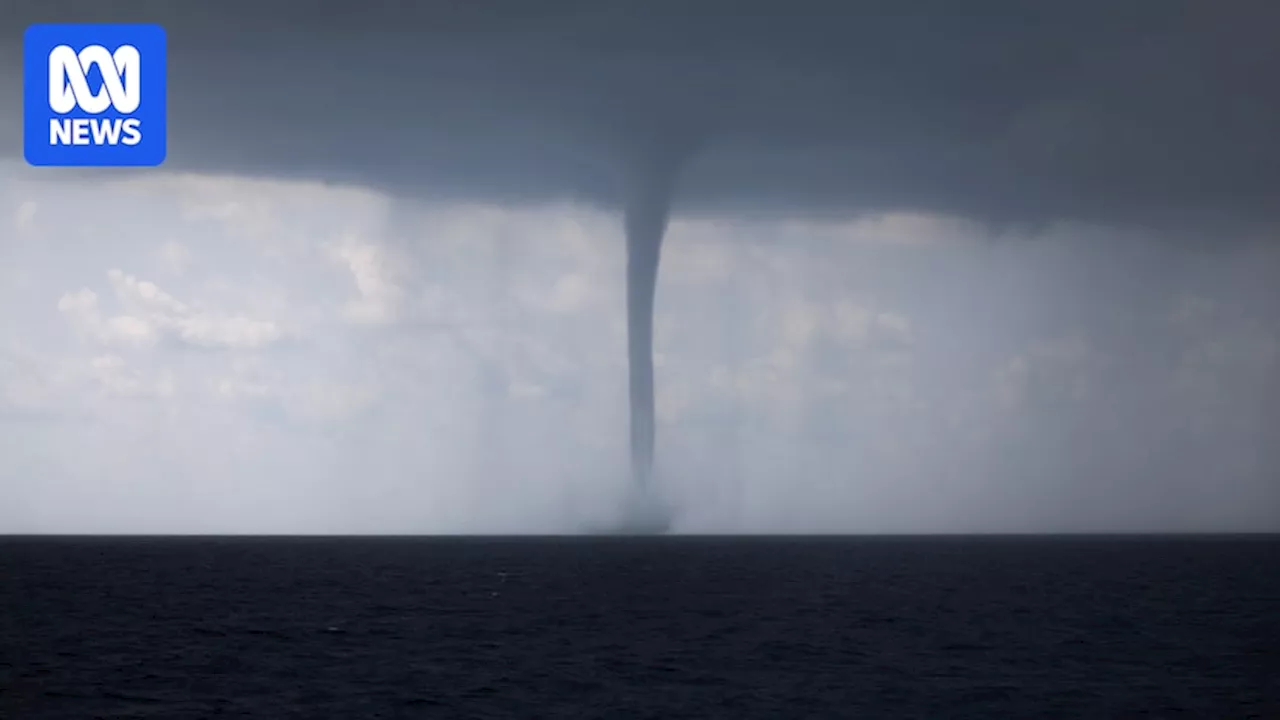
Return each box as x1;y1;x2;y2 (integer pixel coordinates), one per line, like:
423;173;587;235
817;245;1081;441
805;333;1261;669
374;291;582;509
5;0;1279;231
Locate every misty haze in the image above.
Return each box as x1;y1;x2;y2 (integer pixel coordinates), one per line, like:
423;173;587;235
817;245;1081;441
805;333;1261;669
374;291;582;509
2;167;1276;534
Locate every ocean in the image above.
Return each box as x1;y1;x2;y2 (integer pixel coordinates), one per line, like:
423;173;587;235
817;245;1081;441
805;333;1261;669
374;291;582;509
2;536;1277;718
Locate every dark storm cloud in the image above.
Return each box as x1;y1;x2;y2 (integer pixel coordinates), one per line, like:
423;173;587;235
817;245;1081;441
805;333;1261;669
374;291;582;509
5;0;1279;232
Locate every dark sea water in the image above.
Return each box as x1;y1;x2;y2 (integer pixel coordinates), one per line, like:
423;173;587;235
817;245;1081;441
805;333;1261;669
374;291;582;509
2;536;1278;719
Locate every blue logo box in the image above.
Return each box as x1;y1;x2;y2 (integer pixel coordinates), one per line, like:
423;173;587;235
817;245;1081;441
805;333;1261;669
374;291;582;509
24;23;167;167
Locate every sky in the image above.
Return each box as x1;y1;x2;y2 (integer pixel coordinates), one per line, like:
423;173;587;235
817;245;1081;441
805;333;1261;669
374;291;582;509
1;161;1276;534
0;2;1278;533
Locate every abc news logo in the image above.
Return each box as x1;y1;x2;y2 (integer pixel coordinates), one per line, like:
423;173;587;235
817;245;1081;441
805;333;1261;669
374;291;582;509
24;24;167;168
48;44;144;147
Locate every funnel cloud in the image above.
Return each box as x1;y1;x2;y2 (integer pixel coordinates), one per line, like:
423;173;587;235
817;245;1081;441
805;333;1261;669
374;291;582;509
623;170;667;494
621;138;700;514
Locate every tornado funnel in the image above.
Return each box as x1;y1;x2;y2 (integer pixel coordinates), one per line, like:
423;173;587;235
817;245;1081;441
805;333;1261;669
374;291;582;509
620;141;697;494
